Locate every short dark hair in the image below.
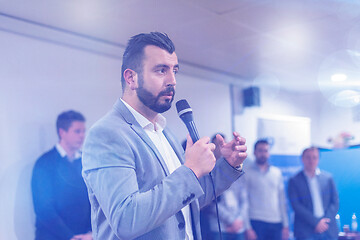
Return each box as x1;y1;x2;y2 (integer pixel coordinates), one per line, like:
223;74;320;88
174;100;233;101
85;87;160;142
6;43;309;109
254;139;269;150
121;32;176;92
56;110;85;138
301;146;319;158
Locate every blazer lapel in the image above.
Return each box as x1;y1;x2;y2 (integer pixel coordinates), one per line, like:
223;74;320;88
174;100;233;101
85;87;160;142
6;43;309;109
113;99;170;176
163;128;185;164
300;171;314;212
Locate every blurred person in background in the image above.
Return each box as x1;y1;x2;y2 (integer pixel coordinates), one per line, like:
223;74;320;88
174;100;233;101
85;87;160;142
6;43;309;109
31;110;92;240
288;147;339;240
202;134;247;240
244;139;289;240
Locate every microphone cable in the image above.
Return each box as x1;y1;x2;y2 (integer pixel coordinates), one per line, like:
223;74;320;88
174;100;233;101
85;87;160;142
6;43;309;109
209;172;223;240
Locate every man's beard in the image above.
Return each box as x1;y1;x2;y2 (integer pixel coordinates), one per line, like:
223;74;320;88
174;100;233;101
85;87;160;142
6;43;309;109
136;75;175;113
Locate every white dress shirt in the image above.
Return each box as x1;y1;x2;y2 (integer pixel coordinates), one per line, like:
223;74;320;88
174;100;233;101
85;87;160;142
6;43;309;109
121;99;194;240
304;169;324;218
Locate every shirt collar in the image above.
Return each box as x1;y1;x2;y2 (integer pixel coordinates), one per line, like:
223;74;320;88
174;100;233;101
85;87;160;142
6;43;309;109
120;98;166;132
55;143;81;159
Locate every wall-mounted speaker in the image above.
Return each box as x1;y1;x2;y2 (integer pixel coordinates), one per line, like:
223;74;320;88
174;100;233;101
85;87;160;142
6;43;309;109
243;86;260;107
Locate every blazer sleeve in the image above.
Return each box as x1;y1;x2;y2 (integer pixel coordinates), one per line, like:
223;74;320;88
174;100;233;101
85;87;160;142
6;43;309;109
206;190;238;226
197;157;245;209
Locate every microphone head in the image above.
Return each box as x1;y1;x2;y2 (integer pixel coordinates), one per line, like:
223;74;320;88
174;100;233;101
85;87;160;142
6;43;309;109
176;99;199;142
176;99;193;118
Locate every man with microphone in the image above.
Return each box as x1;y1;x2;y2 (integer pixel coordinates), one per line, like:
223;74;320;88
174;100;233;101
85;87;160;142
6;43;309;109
82;32;247;240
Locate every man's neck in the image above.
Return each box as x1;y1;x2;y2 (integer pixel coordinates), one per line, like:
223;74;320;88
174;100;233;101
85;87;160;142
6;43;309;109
304;169;316;178
59;141;77;161
256;162;269;171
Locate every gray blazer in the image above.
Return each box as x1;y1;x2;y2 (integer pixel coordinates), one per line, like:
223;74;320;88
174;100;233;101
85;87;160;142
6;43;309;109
82;99;244;240
288;170;339;239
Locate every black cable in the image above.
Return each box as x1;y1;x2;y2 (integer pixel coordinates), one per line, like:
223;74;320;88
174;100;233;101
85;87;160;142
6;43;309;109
209;172;223;240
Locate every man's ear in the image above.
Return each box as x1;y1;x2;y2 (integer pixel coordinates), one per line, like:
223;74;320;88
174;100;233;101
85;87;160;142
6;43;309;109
123;69;138;90
58;128;66;140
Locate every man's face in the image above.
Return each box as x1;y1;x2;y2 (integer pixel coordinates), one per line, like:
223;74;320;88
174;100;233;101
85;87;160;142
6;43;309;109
302;148;319;173
59;121;86;151
136;45;179;113
254;143;270;165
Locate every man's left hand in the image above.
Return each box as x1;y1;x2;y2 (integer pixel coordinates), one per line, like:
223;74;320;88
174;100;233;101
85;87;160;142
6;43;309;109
216;132;247;168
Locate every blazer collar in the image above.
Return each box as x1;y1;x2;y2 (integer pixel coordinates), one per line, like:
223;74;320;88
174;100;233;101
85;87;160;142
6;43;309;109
113;98;184;175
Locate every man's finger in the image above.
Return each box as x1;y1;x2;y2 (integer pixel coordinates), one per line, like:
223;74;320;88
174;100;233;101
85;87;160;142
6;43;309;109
215;134;225;146
209;143;216;152
186;134;193;149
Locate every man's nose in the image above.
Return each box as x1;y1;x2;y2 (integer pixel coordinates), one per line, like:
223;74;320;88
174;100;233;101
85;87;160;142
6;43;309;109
166;71;176;87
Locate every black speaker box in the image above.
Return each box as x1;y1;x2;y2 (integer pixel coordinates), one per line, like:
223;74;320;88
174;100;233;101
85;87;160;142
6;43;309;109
243;87;260;107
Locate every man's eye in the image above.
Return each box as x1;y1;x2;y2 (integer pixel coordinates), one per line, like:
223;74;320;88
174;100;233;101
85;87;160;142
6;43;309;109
157;68;166;74
173;69;178;75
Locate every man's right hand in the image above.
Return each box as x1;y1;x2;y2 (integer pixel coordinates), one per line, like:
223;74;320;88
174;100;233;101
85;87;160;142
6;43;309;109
184;134;216;178
246;229;257;240
226;219;244;233
315;218;330;233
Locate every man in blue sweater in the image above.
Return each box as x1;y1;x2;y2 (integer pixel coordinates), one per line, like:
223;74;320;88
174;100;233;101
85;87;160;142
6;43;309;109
31;110;92;240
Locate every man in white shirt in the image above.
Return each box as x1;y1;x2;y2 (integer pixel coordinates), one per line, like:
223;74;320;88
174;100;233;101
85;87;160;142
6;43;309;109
244;139;289;240
82;32;248;240
288;147;339;240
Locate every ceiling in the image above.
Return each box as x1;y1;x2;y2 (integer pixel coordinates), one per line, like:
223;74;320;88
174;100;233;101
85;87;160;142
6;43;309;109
1;0;360;92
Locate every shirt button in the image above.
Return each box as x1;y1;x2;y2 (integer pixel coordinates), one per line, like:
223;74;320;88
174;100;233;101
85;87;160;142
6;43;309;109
178;222;185;229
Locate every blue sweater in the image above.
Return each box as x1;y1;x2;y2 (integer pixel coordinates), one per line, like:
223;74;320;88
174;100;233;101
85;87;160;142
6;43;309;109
31;147;91;240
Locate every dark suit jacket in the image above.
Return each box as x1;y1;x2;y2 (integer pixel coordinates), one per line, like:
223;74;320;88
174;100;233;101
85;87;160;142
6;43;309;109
288;170;339;239
82;99;244;240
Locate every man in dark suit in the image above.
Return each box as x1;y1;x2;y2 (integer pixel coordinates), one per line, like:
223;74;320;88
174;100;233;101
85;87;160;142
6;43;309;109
288;147;339;240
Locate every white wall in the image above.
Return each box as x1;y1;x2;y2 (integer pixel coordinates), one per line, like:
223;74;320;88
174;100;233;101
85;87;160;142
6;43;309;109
0;29;232;240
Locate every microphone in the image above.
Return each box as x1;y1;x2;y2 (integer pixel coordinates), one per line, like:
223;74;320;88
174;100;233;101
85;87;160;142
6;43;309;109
176;99;200;143
176;99;223;238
